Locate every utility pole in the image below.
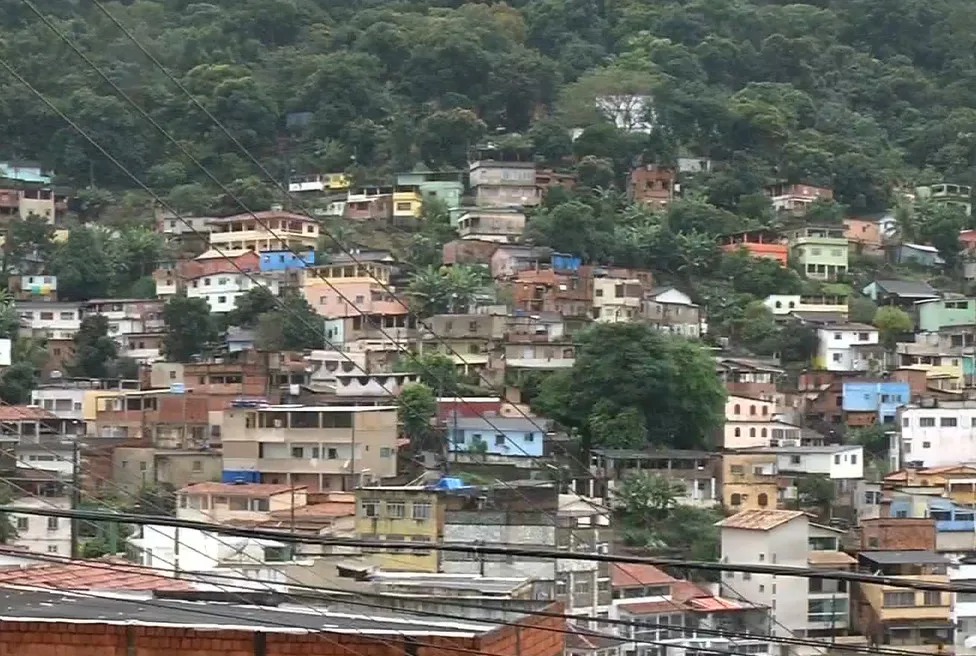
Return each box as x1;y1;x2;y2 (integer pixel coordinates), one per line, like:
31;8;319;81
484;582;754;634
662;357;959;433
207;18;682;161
70;439;80;559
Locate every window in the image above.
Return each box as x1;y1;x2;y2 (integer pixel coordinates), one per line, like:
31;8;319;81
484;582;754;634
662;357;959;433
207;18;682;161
749;428;756;438
758;493;768;507
387;502;405;519
217;296;227;304
396;202;412;211
327;448;338;459
380;447;393;458
730;493;742;506
40;311;53;320
832;353;842;362
790;455;801;465
495;434;506;446
851;454;857;465
833;332;841;340
59;312;73;320
47;545;58;553
412;503;431;520
750;405;757;416
192;460;202;472
883;591;915;607
923;591;942;606
858;332;869;341
524;433;535;442
834;455;840;464
734;404;741;415
920;417;936;427
941;417;958;427
16;517;27;531
362;500;379;517
47;517;58;531
291;447;304;458
734;427;741;437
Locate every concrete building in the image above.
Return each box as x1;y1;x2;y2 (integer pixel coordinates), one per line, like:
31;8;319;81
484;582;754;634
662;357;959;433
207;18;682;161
916;182;972;216
355;484;445;572
586;449;720;507
853;550;952;652
814;323;880;371
951;561;976;655
469;160;538;207
841;380;910;425
591;276;643;323
207;210;320;253
186;270;280;314
895;401;976;469
722;452;779;511
220;404;398;491
718;510;852;638
448;416;550;459
788;226;849;280
457;208;526;243
15;300;82;341
5;496;72;556
112;447;222;496
917;296;976;332
627;165;674;209
92;388;210;447
642;287;703;337
764;294;848;318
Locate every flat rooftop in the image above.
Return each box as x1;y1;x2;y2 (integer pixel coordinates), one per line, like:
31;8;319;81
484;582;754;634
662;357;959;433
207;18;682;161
0;588;501;636
860;550;949;565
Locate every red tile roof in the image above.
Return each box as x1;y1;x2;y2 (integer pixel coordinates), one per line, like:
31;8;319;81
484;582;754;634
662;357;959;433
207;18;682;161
0;406;57;421
0;560;194;591
617;599;680;614
611;563;676;588
178;482;306;495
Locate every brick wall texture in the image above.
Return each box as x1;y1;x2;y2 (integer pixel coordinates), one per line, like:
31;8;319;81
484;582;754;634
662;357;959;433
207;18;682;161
0;605;566;656
860;517;936;551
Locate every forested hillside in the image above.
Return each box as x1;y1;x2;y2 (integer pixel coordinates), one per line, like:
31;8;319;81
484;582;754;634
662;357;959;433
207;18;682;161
5;0;976;216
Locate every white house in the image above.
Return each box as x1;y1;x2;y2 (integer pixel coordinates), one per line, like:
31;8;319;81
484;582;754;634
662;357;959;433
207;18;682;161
815;323;879;371
186;271;280;313
30;387;85;422
642;287;704;337
752;445;864;479
952;562;976;654
6;496;72;556
15;301;82;340
718;510;852;639
895;401;976;469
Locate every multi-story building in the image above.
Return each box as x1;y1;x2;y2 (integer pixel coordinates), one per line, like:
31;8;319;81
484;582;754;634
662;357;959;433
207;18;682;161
895;401;976;469
0;161;67;223
592;276;644;323
5;496;72;556
715;357;782;398
288;172;350;193
951;561;976;655
258;249;315;273
220;403;398;491
842;380;910;426
207;210;320;253
586;448;720;507
844;217;883;252
396;168;464;213
722;452;779;511
503;340;576;371
392;186;423;220
814;323;880;371
153;249;260;298
765;183;833;214
510;269;593;318
746;444;864;479
304;259;408;320
15;300;82;341
84;299;164;347
344;186;393;220
627;165;675;209
441;484;612;616
788;226;849;280
719;509;852;638
91;388;210;448
854;550;952;653
186;270;280;314
468;160;538;207
490;246;581;280
642;287;703;336
724;419;809;450
457;208;526;243
177;482;307;524
718;230;788;264
355;484;445;572
113;447;222;495
9;275;58;301
862;279;939;317
916;182;972;216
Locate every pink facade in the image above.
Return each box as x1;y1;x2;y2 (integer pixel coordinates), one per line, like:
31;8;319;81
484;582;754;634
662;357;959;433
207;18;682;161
305;280;408;318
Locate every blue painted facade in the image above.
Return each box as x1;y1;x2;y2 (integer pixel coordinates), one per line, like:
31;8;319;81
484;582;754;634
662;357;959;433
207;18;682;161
890;496;976;532
841;381;910;423
447;417;548;457
551;253;582;273
259;249;315;271
222;470;260;484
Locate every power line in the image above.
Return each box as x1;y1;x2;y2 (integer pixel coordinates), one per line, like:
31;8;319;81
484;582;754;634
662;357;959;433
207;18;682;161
3;503;970;593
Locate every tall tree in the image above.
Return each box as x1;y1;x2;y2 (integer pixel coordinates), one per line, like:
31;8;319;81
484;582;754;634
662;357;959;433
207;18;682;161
67;315;118;379
162;295;217;362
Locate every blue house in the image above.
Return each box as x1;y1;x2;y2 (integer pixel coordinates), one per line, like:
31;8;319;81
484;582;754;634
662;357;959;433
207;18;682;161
259;249;315;272
448;416;551;458
841;380;910;424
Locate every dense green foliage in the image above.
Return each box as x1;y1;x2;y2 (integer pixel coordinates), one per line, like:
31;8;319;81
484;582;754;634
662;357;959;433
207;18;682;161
534;323;726;450
8;0;976;206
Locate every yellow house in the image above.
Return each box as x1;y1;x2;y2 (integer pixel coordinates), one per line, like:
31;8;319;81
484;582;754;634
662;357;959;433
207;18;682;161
896;343;964;389
855;551;951;653
393;187;423;219
355;485;444;572
722;453;780;511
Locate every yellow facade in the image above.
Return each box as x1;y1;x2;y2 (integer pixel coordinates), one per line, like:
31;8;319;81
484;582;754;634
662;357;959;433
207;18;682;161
722;453;780;511
324;173;351;190
393;189;423;219
355;487;443;572
898;358;964;388
860;576;950;623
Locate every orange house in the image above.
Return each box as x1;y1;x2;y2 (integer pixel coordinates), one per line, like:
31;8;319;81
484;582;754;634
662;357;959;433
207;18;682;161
718;230;788;265
844;218;882;251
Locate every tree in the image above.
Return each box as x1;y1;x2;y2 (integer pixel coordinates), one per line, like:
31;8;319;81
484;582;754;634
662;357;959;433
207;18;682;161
395;353;460;396
398;383;437;446
849;296;879;324
559;65;658;130
417;109;487;168
615;472;684;524
67;315;118;379
48;228;114;302
537;323;725;451
4;215;55;275
406;265;489;317
849;424;889;462
162;295;217;362
873;305;913;351
0;338;45;404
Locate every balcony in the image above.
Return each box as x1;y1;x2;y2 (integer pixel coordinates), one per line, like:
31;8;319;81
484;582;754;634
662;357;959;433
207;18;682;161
256;457;349;474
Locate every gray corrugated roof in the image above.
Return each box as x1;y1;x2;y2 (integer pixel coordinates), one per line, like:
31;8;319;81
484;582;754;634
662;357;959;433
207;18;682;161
859;550;948;565
870;279;939;298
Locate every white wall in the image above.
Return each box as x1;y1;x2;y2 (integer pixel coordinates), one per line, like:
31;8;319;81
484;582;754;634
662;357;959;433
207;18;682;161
899;406;976;467
774;448;863;478
720;518;809;636
6;496;72;556
952;564;976;654
187;273;279;313
817;328;879;371
16;302;82;339
31;389;85;421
